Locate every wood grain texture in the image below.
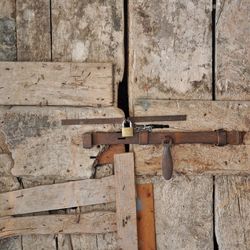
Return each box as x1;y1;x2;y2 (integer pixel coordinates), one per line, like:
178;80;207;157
154;175;213;250
0;176;115;216
133;100;250;175
0;106;123;185
22;235;56;250
0;62;113;106
52;0;124;99
0;212;116;238
0;0;16;61
136;183;156;250
16;0;51;61
215;176;250;250
129;0;212;108
216;0;250;100
114;153;138;250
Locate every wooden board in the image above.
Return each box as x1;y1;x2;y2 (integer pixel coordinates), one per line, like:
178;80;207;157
215;176;250;250
22;235;56;250
0;62;113;106
0;212;116;238
52;0;124;100
16;0;51;61
0;106;123;186
133;100;250;175
0;0;16;61
97;145;125;165
0;176;115;217
129;0;212;109
114;153;138;250
154;175;213;249
136;183;156;250
216;0;250;100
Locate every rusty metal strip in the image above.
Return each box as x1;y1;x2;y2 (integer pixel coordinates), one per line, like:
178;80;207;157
61;115;187;125
83;130;245;148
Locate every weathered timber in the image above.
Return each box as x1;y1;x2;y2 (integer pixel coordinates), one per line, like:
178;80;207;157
97;145;125;165
0;0;16;61
0;176;115;217
154;175;213;250
0;106;123;185
52;0;124;101
136;183;156;250
114;153;138;250
129;0;212;109
216;0;250;100
215;176;250;250
0;62;113;106
133;100;250;175
0;212;116;238
22;235;56;250
16;0;51;61
0;237;22;250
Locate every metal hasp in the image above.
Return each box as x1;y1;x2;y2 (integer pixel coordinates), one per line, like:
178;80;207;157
82;130;245;180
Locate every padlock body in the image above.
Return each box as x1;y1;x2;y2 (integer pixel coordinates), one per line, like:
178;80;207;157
122;127;134;137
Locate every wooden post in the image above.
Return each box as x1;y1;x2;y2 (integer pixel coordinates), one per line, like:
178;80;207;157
114;153;138;250
137;183;156;250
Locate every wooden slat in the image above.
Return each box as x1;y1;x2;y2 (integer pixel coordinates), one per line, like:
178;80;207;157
136;183;156;250
216;0;250;100
52;0;124;102
215;176;250;250
0;106;123;186
129;0;212;107
114;153;138;250
154;175;213;249
0;212;116;239
0;0;16;61
16;0;51;61
0;62;113;106
22;235;56;250
0;176;115;217
134;100;250;175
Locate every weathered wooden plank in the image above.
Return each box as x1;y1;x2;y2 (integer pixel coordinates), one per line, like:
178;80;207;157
0;176;115;217
0;106;123;185
97;145;125;165
0;0;16;61
133;100;250;175
136;183;156;250
114;153;138;250
129;0;212;107
52;0;124;100
0;62;113;106
216;0;250;100
0;237;22;250
215;176;250;250
16;0;51;61
154;175;213;250
22;235;56;250
0;212;116;238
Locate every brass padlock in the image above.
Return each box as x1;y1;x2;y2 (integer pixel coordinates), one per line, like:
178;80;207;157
122;118;134;137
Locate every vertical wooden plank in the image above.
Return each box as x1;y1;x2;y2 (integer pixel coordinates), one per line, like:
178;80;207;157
129;0;212;110
136;183;156;250
0;0;16;60
52;0;124;102
154;176;213;250
16;0;51;61
22;235;57;250
215;176;250;250
114;153;138;250
216;0;250;100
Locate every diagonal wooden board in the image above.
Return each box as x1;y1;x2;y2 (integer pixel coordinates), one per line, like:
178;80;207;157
114;153;138;250
0;62;113;106
0;212;116;239
0;176;115;217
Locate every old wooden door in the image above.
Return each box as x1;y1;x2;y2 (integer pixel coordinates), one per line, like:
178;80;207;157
0;0;249;249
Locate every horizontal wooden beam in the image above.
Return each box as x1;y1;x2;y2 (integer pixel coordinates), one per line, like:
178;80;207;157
0;176;115;217
0;211;116;239
0;62;113;106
